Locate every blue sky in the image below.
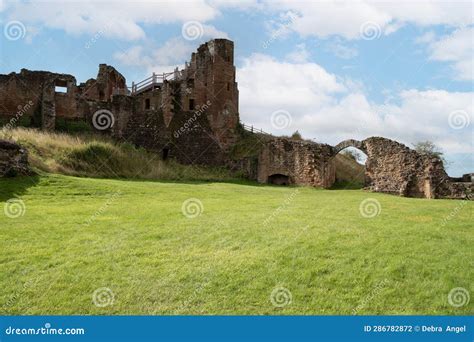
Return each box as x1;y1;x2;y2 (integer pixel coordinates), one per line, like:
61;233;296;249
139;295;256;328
1;0;472;176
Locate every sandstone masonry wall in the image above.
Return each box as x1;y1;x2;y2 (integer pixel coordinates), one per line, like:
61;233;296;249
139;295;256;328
256;136;472;200
0;140;30;177
0;65;127;130
0;39;471;199
257;138;335;187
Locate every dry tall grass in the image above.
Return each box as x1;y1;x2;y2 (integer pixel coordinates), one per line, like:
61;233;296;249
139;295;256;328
0;127;239;182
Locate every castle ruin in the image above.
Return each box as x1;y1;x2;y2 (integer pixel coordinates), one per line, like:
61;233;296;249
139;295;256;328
0;39;472;199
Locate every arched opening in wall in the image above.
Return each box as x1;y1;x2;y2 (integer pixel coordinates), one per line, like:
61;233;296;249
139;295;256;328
145;98;151;110
268;174;290;186
162;147;169;161
333;147;367;189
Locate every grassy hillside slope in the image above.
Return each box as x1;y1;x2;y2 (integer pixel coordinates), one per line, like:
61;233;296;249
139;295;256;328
1;174;472;315
2;128;364;186
334;152;365;188
0;127;239;182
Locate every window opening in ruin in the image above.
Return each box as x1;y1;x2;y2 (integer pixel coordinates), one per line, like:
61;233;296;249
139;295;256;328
162;147;169;161
189;99;195;111
333;147;367;189
54;80;68;94
55;86;68;93
227;83;230;91
145;98;151;110
268;174;290;186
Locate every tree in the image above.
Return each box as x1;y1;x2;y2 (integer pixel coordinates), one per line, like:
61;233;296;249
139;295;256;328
413;141;447;165
291;130;302;140
341;149;362;162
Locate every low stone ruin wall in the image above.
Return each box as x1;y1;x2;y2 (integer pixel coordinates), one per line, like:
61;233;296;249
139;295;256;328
359;137;471;200
257;138;335;187
0;140;30;177
257;136;472;200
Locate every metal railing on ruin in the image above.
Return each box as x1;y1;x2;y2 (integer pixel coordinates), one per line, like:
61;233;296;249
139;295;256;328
241;123;271;136
129;71;176;95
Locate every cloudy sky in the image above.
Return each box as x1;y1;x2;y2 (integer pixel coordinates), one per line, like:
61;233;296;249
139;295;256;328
1;0;472;176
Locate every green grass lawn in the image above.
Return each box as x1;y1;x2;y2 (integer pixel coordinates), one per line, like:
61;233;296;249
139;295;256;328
0;174;472;315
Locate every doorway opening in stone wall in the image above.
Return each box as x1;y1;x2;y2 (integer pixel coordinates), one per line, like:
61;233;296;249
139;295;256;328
332;147;367;189
162;147;169;161
268;174;290;186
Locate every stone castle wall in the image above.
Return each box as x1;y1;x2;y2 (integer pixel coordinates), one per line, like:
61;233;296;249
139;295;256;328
257;138;335;188
0;39;239;166
0;64;127;130
256;136;472;200
0;39;471;199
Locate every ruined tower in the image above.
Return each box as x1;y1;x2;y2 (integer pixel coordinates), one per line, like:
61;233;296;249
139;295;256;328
178;39;239;148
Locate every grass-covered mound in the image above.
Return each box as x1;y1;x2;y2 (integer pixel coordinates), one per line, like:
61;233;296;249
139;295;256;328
0;127;239;182
0;174;472;315
333;152;365;189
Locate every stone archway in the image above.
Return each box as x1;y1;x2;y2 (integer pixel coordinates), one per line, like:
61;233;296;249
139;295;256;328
268;173;290;185
331;139;367;188
332;137;453;198
333;139;366;155
257;136;470;199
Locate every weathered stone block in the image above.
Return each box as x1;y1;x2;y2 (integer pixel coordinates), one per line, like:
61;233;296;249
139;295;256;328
0;139;30;177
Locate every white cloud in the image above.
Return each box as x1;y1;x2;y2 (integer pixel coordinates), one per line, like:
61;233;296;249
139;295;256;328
285;43;310;63
415;31;436;44
238;53;345;115
113;32;228;74
262;0;473;40
377;1;472;27
237;53;473;157
113;39;193;75
113;25;228;73
4;0;219;40
265;1;391;40
152;38;195;66
325;39;358;59
201;24;229;39
114;46;151;66
208;0;261;10
426;27;474;81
